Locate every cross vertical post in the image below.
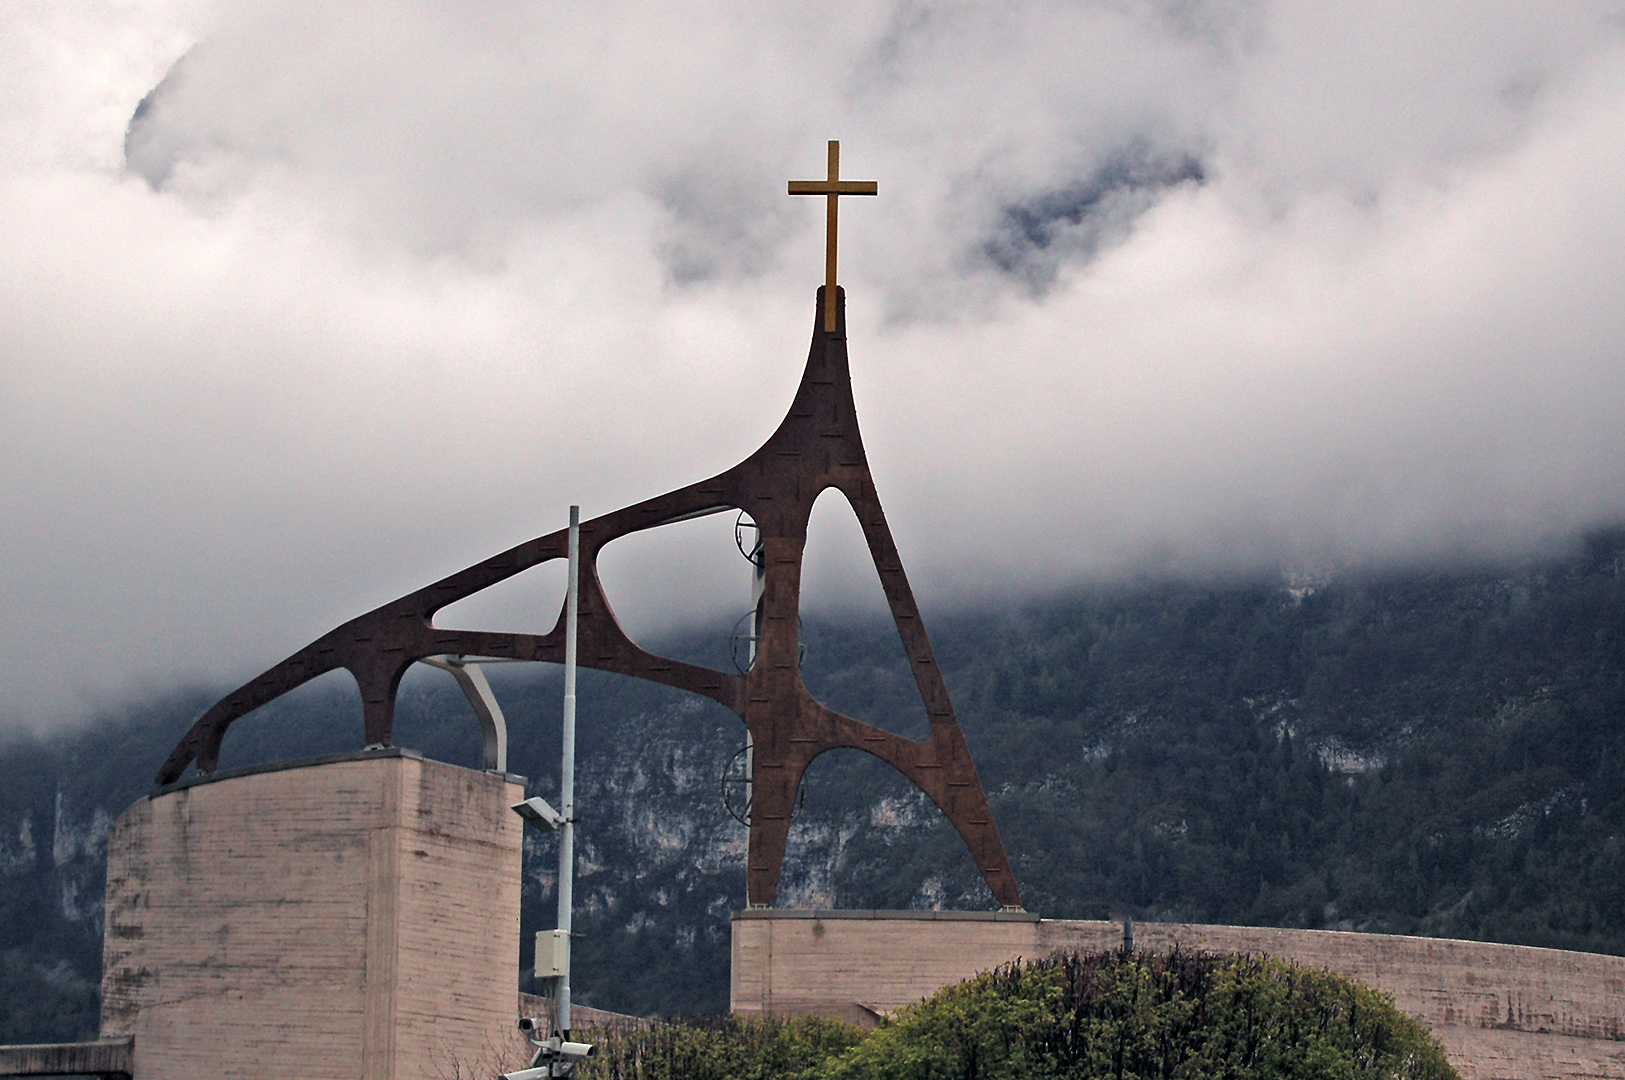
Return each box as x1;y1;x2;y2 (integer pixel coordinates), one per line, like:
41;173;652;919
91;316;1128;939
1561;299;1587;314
824;141;839;327
789;140;877;332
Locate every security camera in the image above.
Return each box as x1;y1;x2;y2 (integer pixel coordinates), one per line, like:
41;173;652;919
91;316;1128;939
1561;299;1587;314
511;796;563;831
557;1041;597;1060
518;1016;542;1033
500;1039;596;1080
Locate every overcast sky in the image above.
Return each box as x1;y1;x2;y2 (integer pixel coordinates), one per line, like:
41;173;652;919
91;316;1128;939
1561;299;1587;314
5;0;1625;731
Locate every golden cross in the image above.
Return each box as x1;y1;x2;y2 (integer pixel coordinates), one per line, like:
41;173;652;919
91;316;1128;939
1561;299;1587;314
789;140;877;332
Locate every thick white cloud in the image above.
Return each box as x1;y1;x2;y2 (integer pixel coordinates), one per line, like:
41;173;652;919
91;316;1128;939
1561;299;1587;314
3;0;1624;730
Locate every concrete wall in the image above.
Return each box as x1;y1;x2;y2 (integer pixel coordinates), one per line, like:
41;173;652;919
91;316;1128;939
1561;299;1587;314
732;910;1045;1024
102;750;528;1080
732;910;1625;1080
0;1039;132;1077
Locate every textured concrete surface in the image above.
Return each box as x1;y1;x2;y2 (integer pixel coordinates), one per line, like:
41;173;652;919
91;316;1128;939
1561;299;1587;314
517;993;647;1031
0;1037;132;1077
101;750;527;1080
732;911;1625;1080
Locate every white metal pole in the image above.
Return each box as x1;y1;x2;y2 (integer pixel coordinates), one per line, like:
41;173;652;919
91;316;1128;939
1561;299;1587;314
558;505;579;1035
746;527;765;853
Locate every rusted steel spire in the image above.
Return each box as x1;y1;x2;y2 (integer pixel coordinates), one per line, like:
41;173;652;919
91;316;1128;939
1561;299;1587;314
156;147;1020;911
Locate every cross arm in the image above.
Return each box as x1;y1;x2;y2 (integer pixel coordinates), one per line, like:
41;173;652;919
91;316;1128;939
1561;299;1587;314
788;180;878;195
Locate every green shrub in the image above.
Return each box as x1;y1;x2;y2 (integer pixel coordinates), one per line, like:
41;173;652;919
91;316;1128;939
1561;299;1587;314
824;949;1459;1080
581;1013;866;1080
580;949;1458;1080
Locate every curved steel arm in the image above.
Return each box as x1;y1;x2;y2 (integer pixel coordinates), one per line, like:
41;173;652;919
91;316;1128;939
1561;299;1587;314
420;656;508;772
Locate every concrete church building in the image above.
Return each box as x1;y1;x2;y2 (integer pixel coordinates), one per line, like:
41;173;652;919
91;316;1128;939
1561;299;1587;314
732;911;1625;1079
5;147;1624;1079
0;750;534;1079
98;751;529;1079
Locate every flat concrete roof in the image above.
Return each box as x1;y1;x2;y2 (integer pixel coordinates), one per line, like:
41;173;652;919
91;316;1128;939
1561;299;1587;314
151;746;526;797
732;908;1042;923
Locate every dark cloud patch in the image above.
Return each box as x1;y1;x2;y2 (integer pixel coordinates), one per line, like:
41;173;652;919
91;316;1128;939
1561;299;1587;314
863;0;938;82
654;164;798;285
124;53;189;190
1137;0;1257;52
982;145;1205;292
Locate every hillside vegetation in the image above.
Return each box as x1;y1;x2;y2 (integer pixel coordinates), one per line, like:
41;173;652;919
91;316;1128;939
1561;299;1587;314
2;529;1622;1036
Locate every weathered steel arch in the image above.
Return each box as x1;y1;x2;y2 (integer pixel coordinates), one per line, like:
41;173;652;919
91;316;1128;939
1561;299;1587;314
156;288;1022;909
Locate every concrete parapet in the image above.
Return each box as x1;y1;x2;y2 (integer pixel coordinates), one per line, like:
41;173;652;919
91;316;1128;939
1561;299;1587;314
731;908;1048;1025
731;910;1625;1080
0;1038;133;1077
100;750;526;1080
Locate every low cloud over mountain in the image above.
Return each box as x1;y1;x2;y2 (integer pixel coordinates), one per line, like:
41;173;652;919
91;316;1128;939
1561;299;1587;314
5;0;1625;728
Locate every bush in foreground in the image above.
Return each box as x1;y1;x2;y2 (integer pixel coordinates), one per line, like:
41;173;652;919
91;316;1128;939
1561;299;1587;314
582;1013;865;1080
583;949;1459;1080
824;949;1458;1080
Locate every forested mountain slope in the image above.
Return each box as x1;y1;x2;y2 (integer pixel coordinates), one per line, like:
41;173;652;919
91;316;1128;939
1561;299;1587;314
4;529;1623;1037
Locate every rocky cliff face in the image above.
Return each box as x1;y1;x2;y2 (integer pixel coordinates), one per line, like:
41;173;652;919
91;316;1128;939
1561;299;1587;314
4;532;1625;1034
0;747;134;1041
500;671;991;1017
